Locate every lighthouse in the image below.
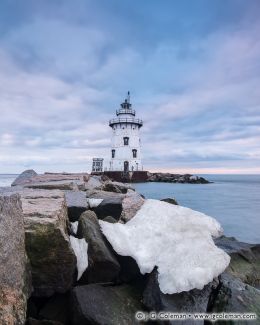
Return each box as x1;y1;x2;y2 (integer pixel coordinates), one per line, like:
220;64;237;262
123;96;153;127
109;92;143;172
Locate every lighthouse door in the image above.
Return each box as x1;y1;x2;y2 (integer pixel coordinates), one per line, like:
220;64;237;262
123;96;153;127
124;161;129;172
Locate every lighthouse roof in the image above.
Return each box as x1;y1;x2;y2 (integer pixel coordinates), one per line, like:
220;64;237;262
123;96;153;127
116;91;136;116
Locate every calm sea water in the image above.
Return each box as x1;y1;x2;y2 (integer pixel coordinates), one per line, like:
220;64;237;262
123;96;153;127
1;174;259;244
0;174;17;187
134;175;260;244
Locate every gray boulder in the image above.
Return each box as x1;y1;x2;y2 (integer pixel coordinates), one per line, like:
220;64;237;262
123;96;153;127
209;273;260;322
93;197;123;220
215;236;260;287
160;197;178;205
102;181;134;194
25;180;78;191
21;189;76;297
26;318;63;325
70;284;144;325
12;169;37;186
86;189;125;200
64;191;89;222
77;210;120;283
103;216;117;223
143;269;216;324
38;293;70;325
120;191;145;223
0;192;31;325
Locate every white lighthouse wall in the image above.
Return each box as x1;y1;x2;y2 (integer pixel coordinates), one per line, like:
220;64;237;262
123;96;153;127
110;123;142;171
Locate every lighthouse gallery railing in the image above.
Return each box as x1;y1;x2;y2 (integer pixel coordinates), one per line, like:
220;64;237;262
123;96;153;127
109;117;143;127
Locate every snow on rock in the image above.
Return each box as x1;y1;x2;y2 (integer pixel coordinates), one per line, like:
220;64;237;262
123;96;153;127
87;198;103;208
70;236;88;280
100;199;230;294
70;221;79;235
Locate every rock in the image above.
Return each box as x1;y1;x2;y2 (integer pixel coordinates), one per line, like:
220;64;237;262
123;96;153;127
148;172;210;184
38;293;70;325
93;197;123;220
12;172;90;190
21;189;76;297
85;175;103;190
12;169;38;186
0;192;31;325
64;191;88;222
161;197;178;205
120;191;145;222
86;189;125;200
208;273;260;321
143;269;217;324
102;181;134;194
26;318;63;325
103;216;117;223
77;210;120;283
116;255;142;283
25;181;78;191
215;236;260;287
70;284;144;325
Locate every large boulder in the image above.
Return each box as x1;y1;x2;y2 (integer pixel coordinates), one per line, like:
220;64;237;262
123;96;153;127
120;190;145;223
64;191;89;222
0;192;31;325
21;189;76;297
160;197;178;205
209;273;260;321
25;181;78;191
86;189;125;200
102;181;134;194
12;169;38;186
77;210;120;283
93;197;123;221
38;293;70;325
215;236;260;287
143;269;216;325
13;172;89;190
70;284;144;325
85;176;103;191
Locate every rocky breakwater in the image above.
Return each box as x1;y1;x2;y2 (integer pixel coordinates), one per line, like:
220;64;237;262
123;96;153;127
0;169;259;324
148;172;210;184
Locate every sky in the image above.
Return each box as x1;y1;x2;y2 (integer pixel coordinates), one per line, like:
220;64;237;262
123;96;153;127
0;0;260;174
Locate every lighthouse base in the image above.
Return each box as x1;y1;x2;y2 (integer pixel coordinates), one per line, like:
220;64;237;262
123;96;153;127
92;171;148;183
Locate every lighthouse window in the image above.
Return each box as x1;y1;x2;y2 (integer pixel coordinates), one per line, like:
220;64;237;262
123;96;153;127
112;149;115;158
132;149;137;158
123;137;129;145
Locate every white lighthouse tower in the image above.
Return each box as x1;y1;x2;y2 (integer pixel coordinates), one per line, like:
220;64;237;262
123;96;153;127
109;92;143;172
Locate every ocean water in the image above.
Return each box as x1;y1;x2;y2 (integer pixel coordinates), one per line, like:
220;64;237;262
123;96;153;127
134;175;260;244
1;174;259;244
0;174;17;187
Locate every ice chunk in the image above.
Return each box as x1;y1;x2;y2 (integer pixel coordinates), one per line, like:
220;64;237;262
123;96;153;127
87;198;103;208
70;236;88;280
100;199;230;294
70;221;78;235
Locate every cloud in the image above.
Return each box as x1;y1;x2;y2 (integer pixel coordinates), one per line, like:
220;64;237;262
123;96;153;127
0;0;259;173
